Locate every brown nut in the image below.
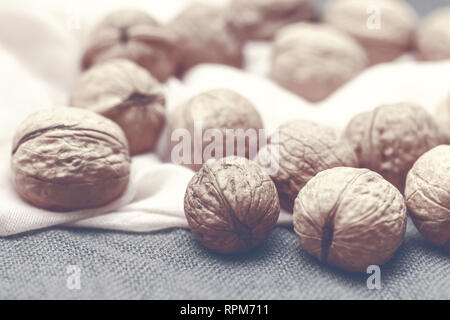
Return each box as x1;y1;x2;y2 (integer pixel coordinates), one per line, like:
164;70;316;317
415;7;450;61
324;0;416;65
294;167;407;272
169;3;244;74
270;23;367;102
169;89;264;171
257;119;358;212
11;108;131;211
184;156;280;253
70;59;166;156
226;0;316;41
343;102;443;192
81;9;179;82
405;145;450;252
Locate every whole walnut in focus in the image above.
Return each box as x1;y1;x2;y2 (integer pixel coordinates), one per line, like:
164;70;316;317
11;108;130;211
169;89;264;171
82;9;179;82
343;103;443;192
184;156;280;253
169;4;244;74
294;167;407;272
226;0;316;41
257;120;357;211
405;146;450;252
324;0;417;65
270;23;367;102
70;59;166;156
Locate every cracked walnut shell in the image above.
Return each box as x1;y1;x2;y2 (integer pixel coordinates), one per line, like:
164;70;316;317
184;156;280;253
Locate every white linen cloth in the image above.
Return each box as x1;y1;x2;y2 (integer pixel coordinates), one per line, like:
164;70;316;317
1;0;450;236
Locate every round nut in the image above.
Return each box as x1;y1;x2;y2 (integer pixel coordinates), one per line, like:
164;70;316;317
405;145;450;252
324;0;416;65
294;167;407;272
343;102;443;192
184;156;280;253
257;119;358;212
70;59;166;156
270;23;367;102
81;9;179;82
11;108;131;211
169;89;264;171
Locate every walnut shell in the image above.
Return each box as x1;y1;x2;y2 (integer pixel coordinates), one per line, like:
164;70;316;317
294;167;407;272
270;23;367;102
257;119;358;212
11;108;131;211
226;0;316;41
405;145;450;252
343;102;443;192
324;0;416;65
184;156;280;253
82;9;179;82
169;89;264;171
70;59;166;156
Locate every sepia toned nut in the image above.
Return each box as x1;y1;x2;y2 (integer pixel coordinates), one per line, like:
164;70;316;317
343;102;443;192
184;156;280;253
257;119;358;212
81;9;179;82
294;167;407;272
11;108;131;211
70;59;166;156
324;0;416;65
226;0;316;41
270;23;367;102
169;89;264;171
405;145;450;252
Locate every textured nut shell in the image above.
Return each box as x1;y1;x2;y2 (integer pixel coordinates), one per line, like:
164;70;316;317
405;146;450;251
294;167;407;272
11;108;130;211
415;7;450;61
343;103;443;192
82;9;178;82
324;0;416;65
184;156;280;253
270;23;367;102
70;59;166;155
257;119;358;211
227;0;315;41
169;89;264;171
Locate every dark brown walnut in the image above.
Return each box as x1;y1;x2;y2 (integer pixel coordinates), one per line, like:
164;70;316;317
343;102;443;192
405;146;450;252
184;156;280;253
11;108;131;211
70;59;166;155
294;167;407;272
169;3;244;75
226;0;316;41
81;9;179;82
169;89;264;171
257;119;358;212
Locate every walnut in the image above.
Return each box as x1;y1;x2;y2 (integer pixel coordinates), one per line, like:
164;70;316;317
270;23;367;102
257;119;358;212
81;9;179;82
184;156;280;253
70;59;166;156
405;146;450;252
169;89;264;171
11;108;131;211
324;0;416;65
293;167;407;272
226;0;316;41
343;102;443;192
